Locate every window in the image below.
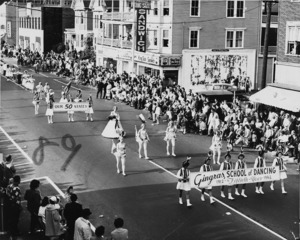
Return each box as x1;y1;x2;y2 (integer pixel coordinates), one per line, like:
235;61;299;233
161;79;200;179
153;1;158;15
81;34;84;47
100;15;103;28
190;0;200;17
227;0;244;18
153;30;157;46
163;0;169;16
189;29;199;48
81;13;84;24
286;22;300;55
38;18;40;29
95;15;98;28
28;17;31;28
162;30;169;47
226;29;244;48
20;18;23;28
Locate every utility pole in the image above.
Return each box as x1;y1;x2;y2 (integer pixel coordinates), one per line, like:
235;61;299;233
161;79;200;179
261;0;272;89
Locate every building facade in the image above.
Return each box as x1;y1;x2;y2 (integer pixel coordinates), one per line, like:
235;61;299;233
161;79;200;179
275;0;300;87
18;1;74;52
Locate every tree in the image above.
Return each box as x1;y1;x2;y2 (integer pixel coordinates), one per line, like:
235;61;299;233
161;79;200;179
80;35;95;60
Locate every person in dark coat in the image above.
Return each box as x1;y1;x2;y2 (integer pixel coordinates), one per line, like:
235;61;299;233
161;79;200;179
96;77;104;99
64;194;83;240
24;179;42;234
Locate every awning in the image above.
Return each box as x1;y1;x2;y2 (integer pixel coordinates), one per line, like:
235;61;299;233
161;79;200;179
250;86;300;112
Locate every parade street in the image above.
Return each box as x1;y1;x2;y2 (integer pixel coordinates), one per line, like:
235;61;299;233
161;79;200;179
0;59;299;240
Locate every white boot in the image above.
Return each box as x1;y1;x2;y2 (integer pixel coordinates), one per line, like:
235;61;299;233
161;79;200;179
255;186;260;194
235;188;240;196
259;186;264;194
282;188;287;194
270;183;274;191
221;191;225;198
179;198;183;205
228;193;234;200
201;195;205;202
210;197;215;204
187;199;192;207
241;189;247;198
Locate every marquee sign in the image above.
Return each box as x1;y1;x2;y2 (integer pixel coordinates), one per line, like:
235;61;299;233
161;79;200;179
136;8;147;52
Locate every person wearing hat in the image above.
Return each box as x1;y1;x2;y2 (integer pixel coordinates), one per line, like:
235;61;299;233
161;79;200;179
234;152;247;198
74;208;93;240
45;196;65;239
86;93;94;122
176;157;192;207
46;91;55;124
136;123;150;159
164;121;177;157
210;131;223;165
32;90;40;115
253;150;266;194
112;136;127;176
199;158;215;204
219;152;234;200
270;151;287;194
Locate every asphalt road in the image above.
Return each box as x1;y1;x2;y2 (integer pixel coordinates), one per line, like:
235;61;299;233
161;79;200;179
0;57;299;240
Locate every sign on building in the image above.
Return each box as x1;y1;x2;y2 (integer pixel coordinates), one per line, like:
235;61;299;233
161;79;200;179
135;0;151;9
6;21;11;38
136;8;147;52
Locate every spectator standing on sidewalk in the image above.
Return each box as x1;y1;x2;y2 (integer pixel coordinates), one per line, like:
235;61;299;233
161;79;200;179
6;175;22;238
64;194;83;240
24;179;42;234
74;208;93;240
111;218;128;240
91;226;107;240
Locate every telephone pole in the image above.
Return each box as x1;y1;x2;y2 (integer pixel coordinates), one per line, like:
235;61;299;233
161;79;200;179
261;0;273;89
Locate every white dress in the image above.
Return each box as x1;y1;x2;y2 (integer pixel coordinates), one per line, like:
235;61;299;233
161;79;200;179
102;111;123;139
176;168;191;191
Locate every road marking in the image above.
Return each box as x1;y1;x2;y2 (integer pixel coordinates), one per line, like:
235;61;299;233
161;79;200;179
14;162;32;167
0;126;33;164
39;73;48;78
53;78;81;91
148;160;288;240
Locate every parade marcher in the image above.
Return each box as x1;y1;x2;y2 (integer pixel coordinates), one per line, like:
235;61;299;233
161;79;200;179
220;152;234;200
86;93;94;122
270;151;288;194
46;91;55;124
164;121;177;156
111;136;127;176
67;93;75;122
32;90;40;115
102;106;124;138
6;175;22;238
254;150;266;194
199;158;215;204
234;151;248;197
210;131;223;165
136;124;150;159
176;157;192;207
36;82;44;99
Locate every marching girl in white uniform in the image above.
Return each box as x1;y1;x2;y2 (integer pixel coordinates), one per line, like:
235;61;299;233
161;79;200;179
199;157;215;204
111;136;127;176
86;93;94;122
220;152;234;200
210;131;223;165
164;121;177;156
254;151;266;194
176;157;192;207
136;124;150;159
270;151;287;194
67;94;75;122
46;93;54;124
234;152;248;197
32;90;40;115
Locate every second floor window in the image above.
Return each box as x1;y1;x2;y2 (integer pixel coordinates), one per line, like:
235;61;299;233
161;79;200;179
226;30;244;48
189;29;199;48
162;30;169;47
153;1;158;15
163;0;169;16
227;0;244;18
286;23;300;55
190;0;200;17
81;13;84;24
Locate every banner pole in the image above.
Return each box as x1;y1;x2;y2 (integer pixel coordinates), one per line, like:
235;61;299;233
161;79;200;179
0;195;7;235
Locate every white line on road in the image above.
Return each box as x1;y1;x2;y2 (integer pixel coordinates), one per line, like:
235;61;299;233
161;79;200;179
148;160;288;240
39;73;48;78
0;126;33;164
14;162;32;167
53;78;80;91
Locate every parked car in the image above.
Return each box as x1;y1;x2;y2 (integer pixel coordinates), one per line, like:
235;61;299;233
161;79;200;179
195;83;238;102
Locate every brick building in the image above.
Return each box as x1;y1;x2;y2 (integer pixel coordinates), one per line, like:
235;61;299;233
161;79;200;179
250;0;300;112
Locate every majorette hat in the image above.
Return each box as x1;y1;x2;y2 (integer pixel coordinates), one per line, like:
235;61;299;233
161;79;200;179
238;152;245;159
224;151;231;159
137;113;146;123
182;156;191;168
276;150;283;157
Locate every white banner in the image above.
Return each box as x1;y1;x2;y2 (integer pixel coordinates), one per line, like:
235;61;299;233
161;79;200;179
190;167;281;189
53;102;89;112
